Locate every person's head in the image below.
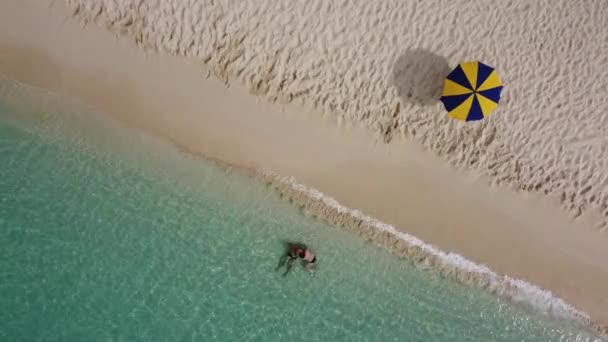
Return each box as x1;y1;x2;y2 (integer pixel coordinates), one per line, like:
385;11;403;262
304;249;316;263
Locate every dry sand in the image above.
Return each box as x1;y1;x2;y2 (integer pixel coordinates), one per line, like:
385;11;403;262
1;0;608;330
63;0;608;231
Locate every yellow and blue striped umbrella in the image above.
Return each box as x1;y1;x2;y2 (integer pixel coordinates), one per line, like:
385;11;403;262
440;61;503;121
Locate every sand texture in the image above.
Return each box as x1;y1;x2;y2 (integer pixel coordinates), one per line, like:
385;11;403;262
64;0;608;230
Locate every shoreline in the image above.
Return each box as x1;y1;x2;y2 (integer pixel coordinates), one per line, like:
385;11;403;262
1;0;608;333
0;76;603;336
2;76;604;335
256;172;606;334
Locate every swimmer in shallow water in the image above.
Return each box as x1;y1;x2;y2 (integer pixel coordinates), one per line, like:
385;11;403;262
276;242;317;276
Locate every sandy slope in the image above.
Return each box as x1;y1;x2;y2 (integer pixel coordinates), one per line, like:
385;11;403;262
63;0;608;230
1;0;608;331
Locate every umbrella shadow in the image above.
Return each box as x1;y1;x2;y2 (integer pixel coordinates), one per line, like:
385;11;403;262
391;49;451;106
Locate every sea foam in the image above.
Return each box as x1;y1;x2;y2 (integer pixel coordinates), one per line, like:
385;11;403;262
257;170;607;335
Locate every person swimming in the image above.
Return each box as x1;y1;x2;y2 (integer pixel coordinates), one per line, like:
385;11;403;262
276;242;317;276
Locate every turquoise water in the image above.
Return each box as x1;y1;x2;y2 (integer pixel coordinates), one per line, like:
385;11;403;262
0;80;604;341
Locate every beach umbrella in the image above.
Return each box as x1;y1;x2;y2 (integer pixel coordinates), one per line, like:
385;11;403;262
440;61;503;121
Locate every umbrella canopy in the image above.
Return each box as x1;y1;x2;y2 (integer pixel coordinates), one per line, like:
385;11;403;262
440;61;503;121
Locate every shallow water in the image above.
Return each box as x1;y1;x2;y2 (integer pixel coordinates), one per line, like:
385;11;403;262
0;79;604;341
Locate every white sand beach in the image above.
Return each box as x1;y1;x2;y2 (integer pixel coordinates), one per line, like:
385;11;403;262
1;0;608;331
